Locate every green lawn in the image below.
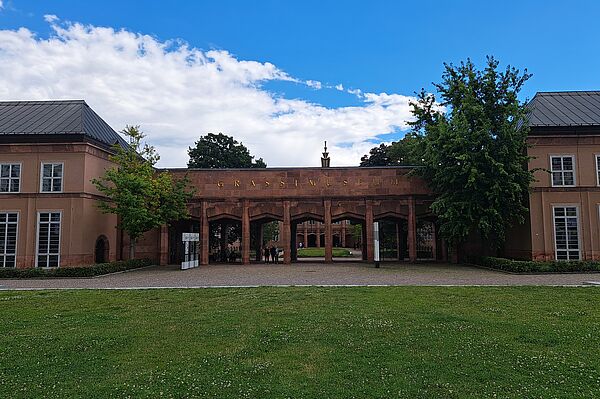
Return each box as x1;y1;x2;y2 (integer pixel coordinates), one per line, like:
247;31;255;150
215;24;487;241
1;287;599;398
297;247;353;257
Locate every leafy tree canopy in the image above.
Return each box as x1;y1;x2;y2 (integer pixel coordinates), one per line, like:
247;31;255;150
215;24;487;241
188;133;266;168
92;126;194;256
360;134;423;166
410;56;534;248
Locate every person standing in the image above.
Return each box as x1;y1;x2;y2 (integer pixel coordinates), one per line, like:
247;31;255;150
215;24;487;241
270;246;277;264
263;246;270;263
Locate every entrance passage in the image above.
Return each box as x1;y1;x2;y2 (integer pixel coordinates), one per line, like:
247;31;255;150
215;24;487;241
292;218;360;262
163;166;439;266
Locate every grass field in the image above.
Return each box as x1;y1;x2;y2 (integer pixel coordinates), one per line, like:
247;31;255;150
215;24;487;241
1;287;599;398
297;247;353;257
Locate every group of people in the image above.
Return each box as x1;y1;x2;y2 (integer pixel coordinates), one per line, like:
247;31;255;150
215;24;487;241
262;245;280;263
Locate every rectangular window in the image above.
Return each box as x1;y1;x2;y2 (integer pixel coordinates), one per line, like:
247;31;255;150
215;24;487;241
40;163;63;192
0;163;21;193
596;155;600;186
36;212;61;267
553;206;580;261
0;212;18;268
550;156;575;187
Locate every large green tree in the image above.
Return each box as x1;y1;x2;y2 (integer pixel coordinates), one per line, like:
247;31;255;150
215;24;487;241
188;133;266;168
360;134;423;166
92;126;194;259
410;57;534;253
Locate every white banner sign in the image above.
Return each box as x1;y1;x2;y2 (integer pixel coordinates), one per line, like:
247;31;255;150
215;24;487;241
373;222;380;263
182;232;199;242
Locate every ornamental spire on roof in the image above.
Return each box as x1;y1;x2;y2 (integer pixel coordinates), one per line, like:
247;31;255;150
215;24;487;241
321;141;330;168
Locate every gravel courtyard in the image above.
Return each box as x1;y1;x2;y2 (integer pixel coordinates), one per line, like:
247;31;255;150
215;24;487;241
1;262;599;289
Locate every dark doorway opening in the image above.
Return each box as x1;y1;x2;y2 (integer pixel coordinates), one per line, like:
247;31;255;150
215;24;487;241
94;235;109;263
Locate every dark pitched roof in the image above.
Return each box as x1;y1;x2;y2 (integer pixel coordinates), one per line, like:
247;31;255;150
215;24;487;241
0;100;128;149
527;91;600;127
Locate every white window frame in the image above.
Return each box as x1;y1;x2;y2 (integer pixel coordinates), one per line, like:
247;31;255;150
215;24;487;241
39;162;64;193
0;211;19;268
0;162;22;194
552;205;581;261
549;155;576;187
35;211;62;268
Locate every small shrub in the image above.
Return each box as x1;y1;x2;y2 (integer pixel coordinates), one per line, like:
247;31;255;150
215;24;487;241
0;259;153;279
469;256;600;273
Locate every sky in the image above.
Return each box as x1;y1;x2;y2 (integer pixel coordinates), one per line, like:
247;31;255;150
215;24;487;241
1;1;599;167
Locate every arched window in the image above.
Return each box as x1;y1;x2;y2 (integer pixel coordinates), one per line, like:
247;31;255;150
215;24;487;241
94;235;109;263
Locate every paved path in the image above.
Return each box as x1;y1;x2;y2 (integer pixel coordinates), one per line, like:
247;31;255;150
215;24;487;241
1;263;599;290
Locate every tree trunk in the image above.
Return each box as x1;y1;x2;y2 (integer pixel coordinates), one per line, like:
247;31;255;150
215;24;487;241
129;240;136;260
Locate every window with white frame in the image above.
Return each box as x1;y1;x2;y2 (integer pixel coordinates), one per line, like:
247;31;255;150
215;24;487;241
0;163;21;193
40;163;63;192
0;212;18;267
553;206;580;261
550;156;575;186
36;212;61;267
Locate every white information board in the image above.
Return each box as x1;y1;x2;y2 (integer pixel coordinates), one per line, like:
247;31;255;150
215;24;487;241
373;222;380;266
181;232;200;270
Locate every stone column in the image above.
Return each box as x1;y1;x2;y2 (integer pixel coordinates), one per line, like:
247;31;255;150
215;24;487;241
396;222;401;261
431;222;437;260
341;220;346;247
200;202;209;265
283;201;291;264
316;222;321;248
408;196;417;262
324;200;333;262
291;222;297;262
365;200;374;262
361;221;367;260
159;224;169;266
303;223;308;248
242;201;250;265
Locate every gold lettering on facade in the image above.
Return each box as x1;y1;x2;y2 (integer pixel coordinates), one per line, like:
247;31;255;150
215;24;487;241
343;179;348;186
217;181;224;188
373;178;380;186
265;180;270;187
234;180;240;187
279;180;285;187
393;178;399;185
309;179;316;186
250;180;256;187
294;179;298;187
326;179;331;187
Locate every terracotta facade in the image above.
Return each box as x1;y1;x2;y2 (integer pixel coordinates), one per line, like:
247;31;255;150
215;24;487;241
504;131;600;260
3;95;600;268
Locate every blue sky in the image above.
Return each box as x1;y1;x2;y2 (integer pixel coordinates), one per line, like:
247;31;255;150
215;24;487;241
1;1;599;166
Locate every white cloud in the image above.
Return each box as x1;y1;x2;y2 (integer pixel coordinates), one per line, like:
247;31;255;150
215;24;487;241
305;80;322;89
335;83;344;91
0;18;417;167
44;14;59;23
0;1;3;10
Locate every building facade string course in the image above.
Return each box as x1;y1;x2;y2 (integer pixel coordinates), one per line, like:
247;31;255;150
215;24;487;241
1;92;600;268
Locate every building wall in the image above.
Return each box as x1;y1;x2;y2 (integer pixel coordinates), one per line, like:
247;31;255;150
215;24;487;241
0;143;121;268
525;133;600;260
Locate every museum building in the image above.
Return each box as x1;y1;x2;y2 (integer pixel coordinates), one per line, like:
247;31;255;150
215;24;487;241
1;92;600;268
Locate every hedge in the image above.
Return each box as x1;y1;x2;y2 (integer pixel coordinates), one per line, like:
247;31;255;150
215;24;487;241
470;256;600;273
0;259;153;279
